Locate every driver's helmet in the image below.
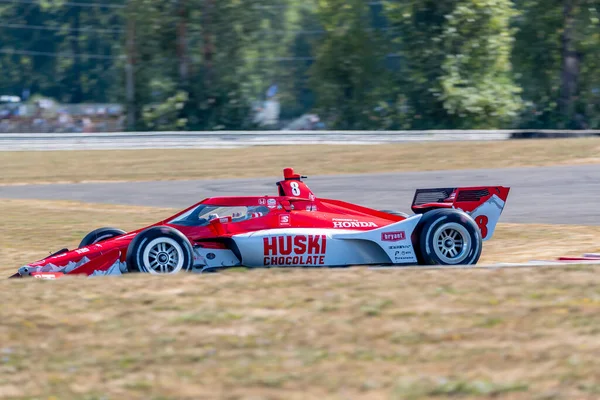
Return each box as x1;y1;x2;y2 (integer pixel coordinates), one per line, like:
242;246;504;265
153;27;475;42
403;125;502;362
208;213;220;221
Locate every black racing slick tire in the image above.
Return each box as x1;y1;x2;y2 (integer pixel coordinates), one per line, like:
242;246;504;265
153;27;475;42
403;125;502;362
79;227;126;248
415;209;482;266
379;209;411;218
126;226;194;274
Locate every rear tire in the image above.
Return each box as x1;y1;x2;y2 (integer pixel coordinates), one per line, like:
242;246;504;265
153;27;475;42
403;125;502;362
379;209;410;218
415;209;482;265
79;227;126;248
126;226;194;274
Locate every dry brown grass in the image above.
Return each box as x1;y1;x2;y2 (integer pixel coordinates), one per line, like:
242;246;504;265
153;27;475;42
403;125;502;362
483;223;600;264
1;137;600;184
0;200;174;274
2;267;600;399
2;200;600;399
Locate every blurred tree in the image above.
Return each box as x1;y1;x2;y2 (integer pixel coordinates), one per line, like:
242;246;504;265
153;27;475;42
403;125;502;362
3;0;600;131
0;1;122;103
309;0;390;129
130;0;286;130
277;4;321;121
188;0;273;130
386;0;523;129
513;0;600;128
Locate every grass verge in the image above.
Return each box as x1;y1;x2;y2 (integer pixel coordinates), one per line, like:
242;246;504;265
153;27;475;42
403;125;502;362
1;266;600;399
1;138;600;184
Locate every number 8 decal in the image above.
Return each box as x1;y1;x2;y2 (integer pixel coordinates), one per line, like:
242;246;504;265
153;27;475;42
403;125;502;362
475;215;489;239
290;182;301;196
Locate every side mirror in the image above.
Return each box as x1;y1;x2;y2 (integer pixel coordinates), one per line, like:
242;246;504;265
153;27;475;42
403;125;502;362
280;200;292;211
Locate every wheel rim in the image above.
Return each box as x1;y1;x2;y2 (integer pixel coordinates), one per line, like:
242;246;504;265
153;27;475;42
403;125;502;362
142;237;185;274
432;222;471;264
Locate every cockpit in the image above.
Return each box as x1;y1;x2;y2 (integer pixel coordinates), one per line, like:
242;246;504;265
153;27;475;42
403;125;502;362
168;204;270;227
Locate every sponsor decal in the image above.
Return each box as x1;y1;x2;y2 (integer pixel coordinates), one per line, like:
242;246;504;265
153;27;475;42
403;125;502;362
333;220;377;228
75;247;90;255
279;214;291;227
381;231;406;242
259;198;267;205
206;253;216;260
267;199;277;209
306;204;317;211
394;250;414;262
389;244;411;250
32;272;63;280
263;235;327;266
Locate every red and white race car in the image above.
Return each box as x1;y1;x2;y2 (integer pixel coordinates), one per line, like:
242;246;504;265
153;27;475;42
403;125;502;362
9;168;510;279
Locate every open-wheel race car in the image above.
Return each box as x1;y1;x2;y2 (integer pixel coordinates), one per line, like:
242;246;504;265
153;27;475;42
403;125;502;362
9;168;510;279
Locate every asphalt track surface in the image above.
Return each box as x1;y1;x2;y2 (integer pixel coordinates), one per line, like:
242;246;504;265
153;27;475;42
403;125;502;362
1;164;599;225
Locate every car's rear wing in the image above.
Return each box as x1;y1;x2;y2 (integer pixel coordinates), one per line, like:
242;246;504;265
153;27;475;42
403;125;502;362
411;186;510;241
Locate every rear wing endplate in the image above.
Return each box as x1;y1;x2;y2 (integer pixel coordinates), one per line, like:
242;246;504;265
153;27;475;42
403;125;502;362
411;186;510;241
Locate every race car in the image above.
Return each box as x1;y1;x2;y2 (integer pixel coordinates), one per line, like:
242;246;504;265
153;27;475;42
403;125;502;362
9;168;510;279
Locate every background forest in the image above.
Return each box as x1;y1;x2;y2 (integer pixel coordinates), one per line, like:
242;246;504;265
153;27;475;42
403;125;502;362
1;0;599;131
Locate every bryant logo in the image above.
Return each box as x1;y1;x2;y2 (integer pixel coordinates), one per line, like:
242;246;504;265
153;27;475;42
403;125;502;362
381;231;406;242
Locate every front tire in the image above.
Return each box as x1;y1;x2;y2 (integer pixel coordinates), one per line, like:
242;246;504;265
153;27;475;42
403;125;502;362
79;227;126;248
126;226;194;274
415;209;482;266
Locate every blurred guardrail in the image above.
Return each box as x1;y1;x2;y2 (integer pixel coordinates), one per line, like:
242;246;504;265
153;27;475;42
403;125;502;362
0;130;599;151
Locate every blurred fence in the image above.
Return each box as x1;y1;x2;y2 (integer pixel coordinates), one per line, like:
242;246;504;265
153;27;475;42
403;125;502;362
0;117;124;134
0;130;599;151
0;103;124;133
